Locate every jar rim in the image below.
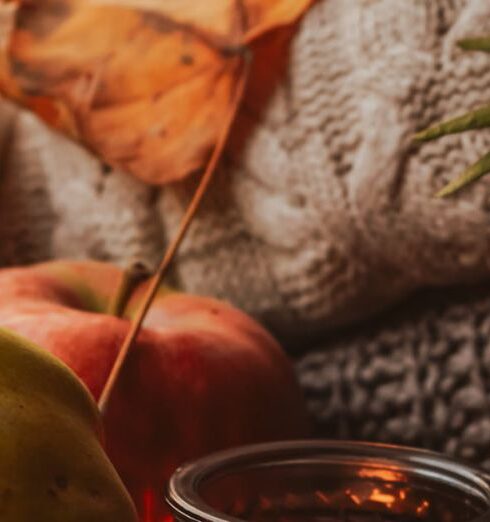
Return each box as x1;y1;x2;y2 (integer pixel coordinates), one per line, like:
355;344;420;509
166;440;490;522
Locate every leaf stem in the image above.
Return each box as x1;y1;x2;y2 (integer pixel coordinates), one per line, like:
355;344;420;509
97;58;250;414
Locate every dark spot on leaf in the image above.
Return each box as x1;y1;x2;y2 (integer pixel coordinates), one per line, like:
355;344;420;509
47;487;57;498
101;163;112;176
17;0;71;38
9;60;43;95
180;54;194;66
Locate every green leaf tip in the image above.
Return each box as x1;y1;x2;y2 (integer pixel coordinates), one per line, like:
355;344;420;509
418;33;490;197
458;37;490;53
414;105;490;142
436;150;490;198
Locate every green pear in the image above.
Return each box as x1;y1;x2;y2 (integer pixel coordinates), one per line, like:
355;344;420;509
0;328;137;522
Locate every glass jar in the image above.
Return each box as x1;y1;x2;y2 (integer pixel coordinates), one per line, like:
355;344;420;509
166;440;490;522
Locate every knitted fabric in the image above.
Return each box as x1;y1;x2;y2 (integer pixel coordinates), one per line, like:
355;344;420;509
161;0;490;339
2;0;490;465
297;282;490;469
0;109;164;268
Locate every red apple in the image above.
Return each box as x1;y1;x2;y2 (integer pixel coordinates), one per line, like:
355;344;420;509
0;260;309;518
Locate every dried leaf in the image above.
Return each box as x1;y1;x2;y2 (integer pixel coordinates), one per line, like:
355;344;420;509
0;0;312;184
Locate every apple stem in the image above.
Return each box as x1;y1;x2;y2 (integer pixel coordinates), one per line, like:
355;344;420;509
97;56;251;415
107;261;151;318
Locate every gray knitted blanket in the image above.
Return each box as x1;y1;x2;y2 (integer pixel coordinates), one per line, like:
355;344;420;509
297;283;490;468
2;0;490;464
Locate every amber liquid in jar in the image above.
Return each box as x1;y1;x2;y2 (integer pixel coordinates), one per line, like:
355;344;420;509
202;466;482;522
167;442;490;522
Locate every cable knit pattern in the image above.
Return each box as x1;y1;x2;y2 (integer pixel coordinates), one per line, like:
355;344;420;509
159;0;490;338
0;108;164;268
1;0;490;340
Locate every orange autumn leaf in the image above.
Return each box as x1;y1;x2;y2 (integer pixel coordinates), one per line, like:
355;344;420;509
0;0;313;184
